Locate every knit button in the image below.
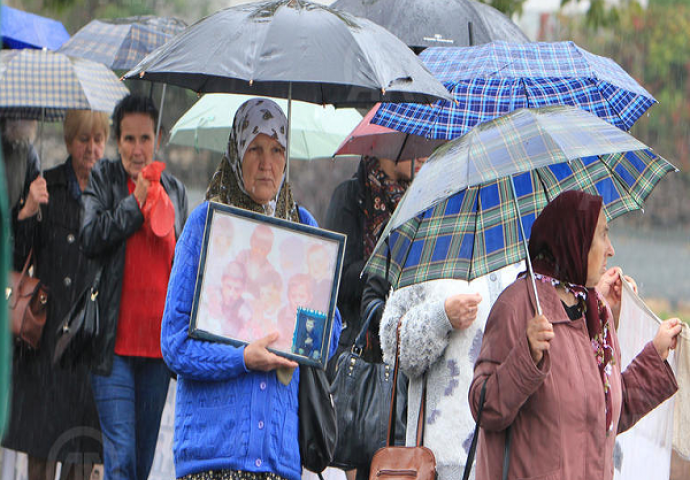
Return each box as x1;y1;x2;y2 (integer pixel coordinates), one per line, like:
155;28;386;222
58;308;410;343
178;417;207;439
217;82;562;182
67;233;75;244
63;276;72;287
258;420;264;429
260;381;267;390
255;458;262;467
490;273;497;281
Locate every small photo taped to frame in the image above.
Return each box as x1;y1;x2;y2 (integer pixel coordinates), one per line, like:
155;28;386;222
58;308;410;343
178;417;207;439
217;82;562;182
189;201;346;369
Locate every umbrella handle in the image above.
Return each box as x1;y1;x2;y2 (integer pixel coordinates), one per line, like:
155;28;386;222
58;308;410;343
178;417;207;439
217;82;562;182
509;176;542;316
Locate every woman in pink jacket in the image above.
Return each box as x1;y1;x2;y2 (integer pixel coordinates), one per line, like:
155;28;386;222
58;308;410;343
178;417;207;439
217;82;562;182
469;190;682;480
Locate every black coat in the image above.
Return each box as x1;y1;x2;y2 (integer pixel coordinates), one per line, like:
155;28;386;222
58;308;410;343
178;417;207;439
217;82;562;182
3;159;102;461
324;161;392;367
80;158;188;376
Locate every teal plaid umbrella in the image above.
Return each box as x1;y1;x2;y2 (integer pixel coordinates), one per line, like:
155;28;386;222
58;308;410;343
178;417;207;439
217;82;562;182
0;49;129;114
364;106;677;303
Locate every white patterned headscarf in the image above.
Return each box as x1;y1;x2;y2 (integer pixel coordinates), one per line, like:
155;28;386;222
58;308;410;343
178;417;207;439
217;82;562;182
228;98;287;214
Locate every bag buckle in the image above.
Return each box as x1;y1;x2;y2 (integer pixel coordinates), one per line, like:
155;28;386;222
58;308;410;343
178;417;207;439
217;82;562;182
90;289;99;301
351;346;363;356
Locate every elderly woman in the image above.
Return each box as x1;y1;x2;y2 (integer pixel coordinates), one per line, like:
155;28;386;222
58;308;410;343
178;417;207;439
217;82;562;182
3;110;108;480
80;94;188;480
161;98;341;480
468;190;681;480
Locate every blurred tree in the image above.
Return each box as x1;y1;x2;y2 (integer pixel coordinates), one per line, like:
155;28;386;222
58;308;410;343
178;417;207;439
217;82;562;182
478;0;527;17
560;1;690;226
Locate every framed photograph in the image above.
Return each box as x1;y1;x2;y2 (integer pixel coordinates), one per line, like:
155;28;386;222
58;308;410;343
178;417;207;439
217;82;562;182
189;201;346;369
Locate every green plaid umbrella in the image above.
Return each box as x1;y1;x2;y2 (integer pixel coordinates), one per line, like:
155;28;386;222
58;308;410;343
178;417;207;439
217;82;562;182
0;49;129;114
364;106;677;303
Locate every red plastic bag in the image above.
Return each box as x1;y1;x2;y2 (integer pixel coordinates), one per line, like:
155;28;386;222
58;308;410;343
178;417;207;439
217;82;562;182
141;161;175;238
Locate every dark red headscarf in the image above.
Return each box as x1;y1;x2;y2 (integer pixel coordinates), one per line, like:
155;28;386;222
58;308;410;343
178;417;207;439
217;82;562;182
528;190;615;431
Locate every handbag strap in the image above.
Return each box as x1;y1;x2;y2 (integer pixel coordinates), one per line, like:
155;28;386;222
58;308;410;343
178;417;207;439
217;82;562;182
415;374;428;447
461;378;512;480
353;298;384;351
9;248;35;309
91;267;103;293
386;317;403;447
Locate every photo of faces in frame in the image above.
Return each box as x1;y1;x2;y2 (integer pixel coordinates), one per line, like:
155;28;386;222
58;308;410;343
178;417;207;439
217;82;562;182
189;202;346;368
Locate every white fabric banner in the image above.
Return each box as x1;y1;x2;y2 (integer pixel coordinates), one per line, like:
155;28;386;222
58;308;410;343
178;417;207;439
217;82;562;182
614;278;675;480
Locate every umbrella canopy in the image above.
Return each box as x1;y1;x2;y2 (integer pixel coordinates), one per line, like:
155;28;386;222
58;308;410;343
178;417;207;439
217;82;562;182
372;42;657;139
59;16;187;70
330;0;528;50
169;94;363;159
364;106;677;288
335;104;446;160
0;49;129;114
124;0;452;107
0;5;70;50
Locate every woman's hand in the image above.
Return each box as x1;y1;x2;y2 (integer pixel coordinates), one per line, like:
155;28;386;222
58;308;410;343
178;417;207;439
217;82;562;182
597;267;637;328
444;292;482;330
244;332;299;371
653;318;683;361
527;314;554;365
17;177;49;220
133;175;150;208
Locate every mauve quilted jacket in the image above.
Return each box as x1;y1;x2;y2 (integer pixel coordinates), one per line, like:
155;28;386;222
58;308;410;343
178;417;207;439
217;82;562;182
161;202;341;480
469;277;677;480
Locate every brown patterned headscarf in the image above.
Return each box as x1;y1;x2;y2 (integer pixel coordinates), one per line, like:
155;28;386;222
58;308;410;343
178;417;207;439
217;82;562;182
206;98;298;222
528;190;615;431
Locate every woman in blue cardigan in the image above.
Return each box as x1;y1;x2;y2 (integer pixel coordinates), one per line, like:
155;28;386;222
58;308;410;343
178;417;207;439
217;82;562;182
162;98;341;480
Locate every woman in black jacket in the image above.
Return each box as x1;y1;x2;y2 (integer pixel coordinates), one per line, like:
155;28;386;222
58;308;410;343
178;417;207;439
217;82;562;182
79;94;188;480
3;110;108;480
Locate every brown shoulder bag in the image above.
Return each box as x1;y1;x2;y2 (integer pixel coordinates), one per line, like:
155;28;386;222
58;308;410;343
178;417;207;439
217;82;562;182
7;249;48;349
369;320;437;480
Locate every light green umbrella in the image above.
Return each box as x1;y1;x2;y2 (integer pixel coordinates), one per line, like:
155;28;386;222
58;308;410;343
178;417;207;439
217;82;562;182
169;94;363;160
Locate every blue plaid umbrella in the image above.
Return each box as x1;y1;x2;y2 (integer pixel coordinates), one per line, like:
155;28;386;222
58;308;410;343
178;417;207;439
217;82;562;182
0;5;70;50
0;49;129;113
364;107;677;303
372;41;657;139
59;16;186;70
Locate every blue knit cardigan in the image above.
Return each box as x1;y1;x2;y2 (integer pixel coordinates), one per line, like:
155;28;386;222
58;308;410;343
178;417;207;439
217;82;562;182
161;202;341;480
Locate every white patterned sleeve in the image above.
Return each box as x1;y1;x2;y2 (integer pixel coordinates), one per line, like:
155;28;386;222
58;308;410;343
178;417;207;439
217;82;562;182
379;280;456;378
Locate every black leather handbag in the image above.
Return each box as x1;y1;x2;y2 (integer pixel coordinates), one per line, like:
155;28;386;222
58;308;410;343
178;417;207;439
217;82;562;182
298;364;338;473
52;268;102;367
329;299;398;470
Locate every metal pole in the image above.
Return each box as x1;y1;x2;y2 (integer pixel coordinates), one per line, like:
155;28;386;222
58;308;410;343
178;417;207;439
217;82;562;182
154;84;167;156
285;82;292;184
509;176;542;315
284;83;293;220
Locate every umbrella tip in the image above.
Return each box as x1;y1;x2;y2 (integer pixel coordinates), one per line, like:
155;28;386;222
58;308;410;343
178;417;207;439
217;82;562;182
249;79;254;86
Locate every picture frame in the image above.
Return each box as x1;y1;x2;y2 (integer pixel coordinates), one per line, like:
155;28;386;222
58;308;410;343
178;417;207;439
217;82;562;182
189;201;346;369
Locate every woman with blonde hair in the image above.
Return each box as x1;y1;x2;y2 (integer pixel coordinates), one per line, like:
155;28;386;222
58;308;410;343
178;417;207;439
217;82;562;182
3;109;109;480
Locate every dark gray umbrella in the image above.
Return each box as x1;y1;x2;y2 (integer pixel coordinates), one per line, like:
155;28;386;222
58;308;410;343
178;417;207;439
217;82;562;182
124;0;452;107
330;0;529;50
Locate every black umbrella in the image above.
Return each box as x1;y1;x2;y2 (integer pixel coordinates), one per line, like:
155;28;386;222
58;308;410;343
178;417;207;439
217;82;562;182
124;0;452;107
330;0;529;50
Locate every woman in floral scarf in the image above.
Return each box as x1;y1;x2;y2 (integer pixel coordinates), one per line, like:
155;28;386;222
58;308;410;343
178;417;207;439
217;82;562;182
162;98;341;480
